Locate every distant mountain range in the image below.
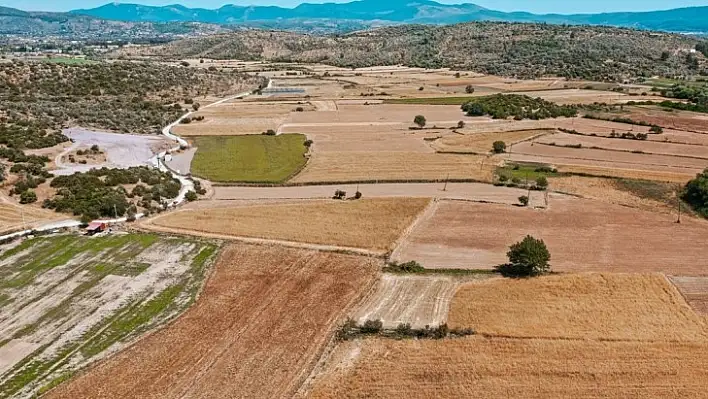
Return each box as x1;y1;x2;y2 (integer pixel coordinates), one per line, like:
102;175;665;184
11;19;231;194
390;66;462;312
69;1;708;33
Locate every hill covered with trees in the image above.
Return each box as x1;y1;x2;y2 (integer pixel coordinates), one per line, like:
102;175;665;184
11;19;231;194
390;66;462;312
140;22;707;81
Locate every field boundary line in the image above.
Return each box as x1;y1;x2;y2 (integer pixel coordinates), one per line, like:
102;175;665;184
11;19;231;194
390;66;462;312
211;177;489;187
537;141;708;162
138;221;384;257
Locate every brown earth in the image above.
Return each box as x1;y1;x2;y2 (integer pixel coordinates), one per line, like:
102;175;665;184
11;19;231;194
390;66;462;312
669;276;708;315
392;198;708;275
144;198;430;251
47;243;380;399
431;129;551;154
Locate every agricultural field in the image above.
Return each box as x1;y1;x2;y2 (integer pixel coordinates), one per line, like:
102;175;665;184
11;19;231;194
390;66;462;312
449;273;707;341
589;105;708;133
392;198;708;274
0;202;63;235
143;198;430;251
47;243;380;399
352;274;487;329
190;134;308;183
0;233;218;398
431;129;550;154
669;276;708;315
304;273;708;398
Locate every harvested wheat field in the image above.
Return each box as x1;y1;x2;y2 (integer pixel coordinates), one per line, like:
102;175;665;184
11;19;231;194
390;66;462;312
287;104;470;125
431;129;551;154
392;198;708;274
145;198;430;251
291;152;493;183
449;273;707;341
669;276;708;315
279;124;438;153
598;106;708;133
0;202;62;234
352;275;465;329
47;244;380;399
304;336;708;399
555;164;693;183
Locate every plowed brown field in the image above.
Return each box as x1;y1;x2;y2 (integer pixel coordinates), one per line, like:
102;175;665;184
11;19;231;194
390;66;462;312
670;276;708;315
392;198;708;274
47;244;380;399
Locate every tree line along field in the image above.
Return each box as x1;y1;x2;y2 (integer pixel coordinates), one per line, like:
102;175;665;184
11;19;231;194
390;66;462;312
0;233;218;398
303;273;708;398
190;134;309;183
45;243;380;399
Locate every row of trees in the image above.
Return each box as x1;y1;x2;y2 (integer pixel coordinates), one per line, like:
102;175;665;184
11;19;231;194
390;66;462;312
461;94;578;120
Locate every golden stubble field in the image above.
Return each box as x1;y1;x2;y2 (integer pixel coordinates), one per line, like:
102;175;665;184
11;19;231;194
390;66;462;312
144;198;431;251
304;273;708;399
47;244;380;399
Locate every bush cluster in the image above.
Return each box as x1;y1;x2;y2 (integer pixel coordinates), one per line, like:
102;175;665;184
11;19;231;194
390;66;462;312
462;94;577;120
336;318;474;341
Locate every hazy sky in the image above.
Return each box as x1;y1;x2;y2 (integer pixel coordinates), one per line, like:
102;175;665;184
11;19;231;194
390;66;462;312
3;0;708;13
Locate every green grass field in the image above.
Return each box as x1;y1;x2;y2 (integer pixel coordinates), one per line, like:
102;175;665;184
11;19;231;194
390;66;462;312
191;134;308;183
384;96;476;105
0;233;218;397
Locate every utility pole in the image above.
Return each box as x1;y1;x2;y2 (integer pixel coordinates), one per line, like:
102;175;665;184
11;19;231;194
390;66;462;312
676;185;682;224
21;207;26;231
114;204;118;220
442;174;449;192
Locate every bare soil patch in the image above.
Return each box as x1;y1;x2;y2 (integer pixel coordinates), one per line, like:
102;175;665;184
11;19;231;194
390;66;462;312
449;273;707;341
669;276;708;315
145;198;430;251
47;244;379;399
393;198;708;275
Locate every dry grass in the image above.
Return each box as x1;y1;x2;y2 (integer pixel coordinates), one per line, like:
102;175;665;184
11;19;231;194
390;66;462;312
549;175;675;213
305;336;708;399
431;129;550;154
0;203;62;234
291;152;493;183
555;164;693;183
147;198;430;251
47;243;380;399
449;273;707;341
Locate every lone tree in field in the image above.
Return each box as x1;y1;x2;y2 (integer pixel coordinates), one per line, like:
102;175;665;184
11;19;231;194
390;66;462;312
518;195;529;206
465;85;475;94
413;115;427;128
683;168;708;217
535;176;549;190
650;125;663;134
492;140;507;154
496;235;551;277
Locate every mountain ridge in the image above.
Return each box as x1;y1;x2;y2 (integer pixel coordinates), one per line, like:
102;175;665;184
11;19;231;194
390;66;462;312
68;1;708;33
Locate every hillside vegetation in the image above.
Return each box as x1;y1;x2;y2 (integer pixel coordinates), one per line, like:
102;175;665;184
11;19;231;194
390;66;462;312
142;22;707;81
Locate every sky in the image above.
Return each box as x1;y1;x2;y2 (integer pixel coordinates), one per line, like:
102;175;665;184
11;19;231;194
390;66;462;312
2;0;708;13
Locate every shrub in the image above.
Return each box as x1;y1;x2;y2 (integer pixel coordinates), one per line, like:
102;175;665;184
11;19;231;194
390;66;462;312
385;260;425;273
518;195;529;206
333;189;346;200
413;115;427;128
492;141;507;154
295;107;304;112
304;139;313;148
683;168;708;217
535;176;549;190
457;120;465;129
465;85;475;94
185;190;198;202
192;103;200;111
19;190;37;204
354;191;362;199
498;174;509;182
650;125;664;134
360;319;383;334
262;129;276;136
496;235;551;277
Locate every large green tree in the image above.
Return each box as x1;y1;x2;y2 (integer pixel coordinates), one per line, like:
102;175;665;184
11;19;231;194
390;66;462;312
497;235;551;277
683;168;708;217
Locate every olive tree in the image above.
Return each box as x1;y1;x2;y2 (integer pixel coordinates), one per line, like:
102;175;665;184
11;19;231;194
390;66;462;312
496;235;551;277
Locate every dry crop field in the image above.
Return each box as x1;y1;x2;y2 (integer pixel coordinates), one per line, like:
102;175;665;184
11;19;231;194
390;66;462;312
304;273;708;399
0;202;62;235
669;276;708;315
351;274;463;329
143;198;430;251
431;129;550;154
0;234;217;398
392;198;708;275
593;105;708;133
47;243;379;399
449;273;707;341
